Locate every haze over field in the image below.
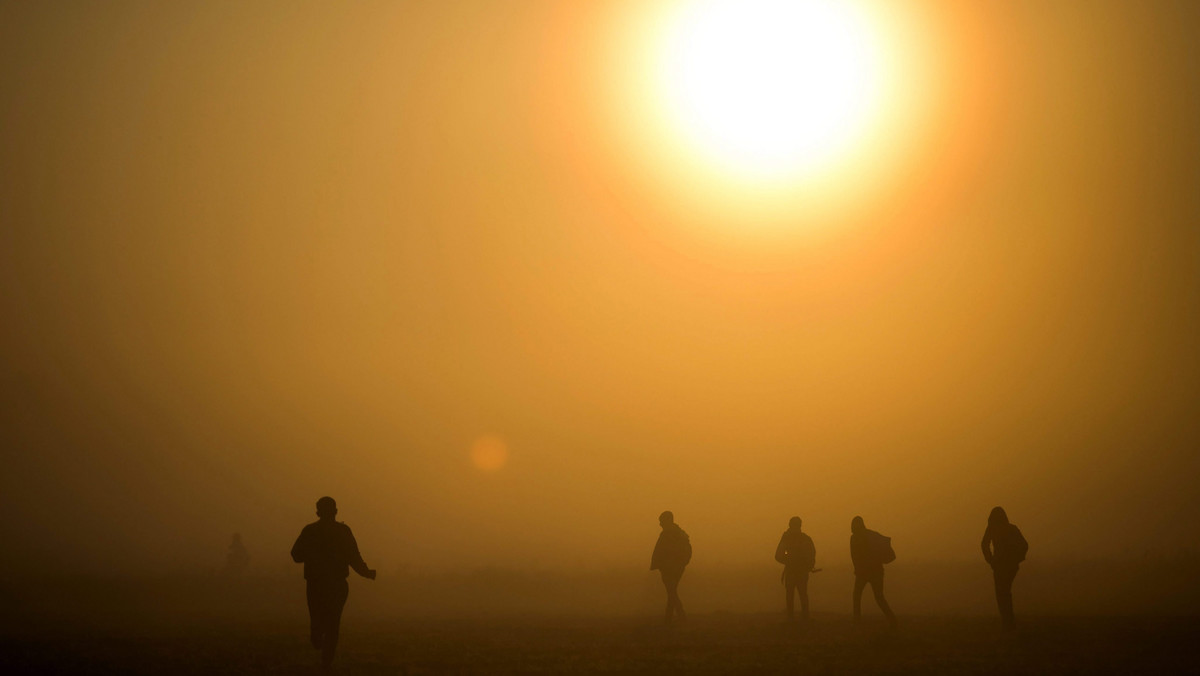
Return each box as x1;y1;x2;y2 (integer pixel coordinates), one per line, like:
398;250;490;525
2;0;1199;581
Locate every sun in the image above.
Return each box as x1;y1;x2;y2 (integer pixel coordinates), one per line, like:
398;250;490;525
655;0;886;181
470;435;509;472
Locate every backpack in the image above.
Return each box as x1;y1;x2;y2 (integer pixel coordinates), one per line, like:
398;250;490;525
876;532;896;564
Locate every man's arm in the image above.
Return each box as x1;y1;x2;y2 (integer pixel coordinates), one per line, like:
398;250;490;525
774;534;788;565
344;526;377;580
290;528;308;563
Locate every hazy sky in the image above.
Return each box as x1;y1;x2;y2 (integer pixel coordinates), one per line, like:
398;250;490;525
2;0;1198;575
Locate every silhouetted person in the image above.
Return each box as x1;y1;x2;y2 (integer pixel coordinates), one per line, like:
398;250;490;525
981;506;1028;630
775;516;816;621
850;515;896;628
291;497;376;669
225;532;250;575
650;510;691;624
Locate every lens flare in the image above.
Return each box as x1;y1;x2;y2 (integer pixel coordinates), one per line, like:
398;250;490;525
470;435;510;472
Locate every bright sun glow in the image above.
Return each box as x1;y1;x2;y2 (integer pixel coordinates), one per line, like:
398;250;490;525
656;0;886;181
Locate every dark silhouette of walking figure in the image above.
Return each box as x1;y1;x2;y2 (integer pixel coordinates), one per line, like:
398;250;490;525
850;515;897;628
224;532;250;576
650;510;691;624
981;506;1028;630
291;497;376;669
775;516;816;621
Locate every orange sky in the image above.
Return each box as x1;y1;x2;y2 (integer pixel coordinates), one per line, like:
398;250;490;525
1;0;1198;574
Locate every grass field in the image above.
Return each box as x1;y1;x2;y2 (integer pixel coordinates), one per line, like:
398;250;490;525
5;613;1199;675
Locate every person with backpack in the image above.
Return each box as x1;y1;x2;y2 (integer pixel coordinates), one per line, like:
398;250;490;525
650;510;692;624
981;506;1028;630
849;515;897;628
774;516;817;621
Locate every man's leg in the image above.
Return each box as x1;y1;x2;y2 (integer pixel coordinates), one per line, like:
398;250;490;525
994;565;1018;630
852;575;866;622
869;574;896;627
661;571;675;623
673;569;685;620
784;569;795;619
320;579;350;667
797;571;810;621
662;570;684;623
306;580;325;650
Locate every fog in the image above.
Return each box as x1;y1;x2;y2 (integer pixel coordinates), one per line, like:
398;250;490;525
2;0;1198;586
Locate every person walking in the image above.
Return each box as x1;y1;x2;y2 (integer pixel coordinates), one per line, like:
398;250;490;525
650;510;692;624
850;515;897;628
225;533;250;575
291;496;377;669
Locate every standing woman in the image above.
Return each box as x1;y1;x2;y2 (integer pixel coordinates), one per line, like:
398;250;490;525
981;507;1028;630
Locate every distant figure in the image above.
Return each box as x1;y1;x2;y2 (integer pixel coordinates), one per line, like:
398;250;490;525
225;533;250;575
850;515;897;628
291;497;377;669
775;516;816;621
981;506;1028;630
650;510;692;624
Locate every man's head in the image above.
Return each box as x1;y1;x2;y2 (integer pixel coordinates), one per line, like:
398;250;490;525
316;496;338;520
789;516;802;530
988;506;1009;528
851;515;865;533
659;510;674;527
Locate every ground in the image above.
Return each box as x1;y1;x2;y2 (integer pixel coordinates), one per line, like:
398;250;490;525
4;613;1198;675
